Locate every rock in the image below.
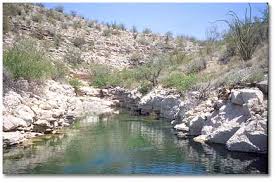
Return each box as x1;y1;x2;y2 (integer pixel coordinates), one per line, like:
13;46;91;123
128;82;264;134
202;102;251;136
33;120;52;133
3;131;26;147
79;86;100;96
63;122;70;127
188;116;206;136
230;88;263;105
160;96;182;119
193;135;208;144
176;131;188;139
226;119;267;153
174;123;189;132
256;80;268;95
39;102;52;110
13;104;35;124
52;109;64;118
206;122;240;144
3;91;22;110
3;115;28;132
213;99;224;110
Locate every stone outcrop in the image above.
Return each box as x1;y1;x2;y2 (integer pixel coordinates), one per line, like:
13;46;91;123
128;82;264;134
173;87;268;154
2;80;118;147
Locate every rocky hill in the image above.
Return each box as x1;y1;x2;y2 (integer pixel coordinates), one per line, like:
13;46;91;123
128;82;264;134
3;3;201;69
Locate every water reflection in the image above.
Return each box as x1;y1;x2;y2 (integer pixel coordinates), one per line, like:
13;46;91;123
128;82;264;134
3;113;268;174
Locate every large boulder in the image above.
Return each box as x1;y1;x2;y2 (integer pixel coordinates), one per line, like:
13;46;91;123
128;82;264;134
206;122;240;144
3;91;22;110
33;120;52;133
13;104;35;125
256;80;268;95
230;88;263;106
188;116;206;136
3;131;26;147
3;115;28;132
226;119;267;153
202;102;251;133
79;86;101;96
160;96;182;119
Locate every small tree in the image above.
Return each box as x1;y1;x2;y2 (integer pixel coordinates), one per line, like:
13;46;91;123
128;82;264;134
138;56;167;87
165;31;173;44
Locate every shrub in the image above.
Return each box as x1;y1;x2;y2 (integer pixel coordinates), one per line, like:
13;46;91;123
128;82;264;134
137;38;150;45
165;31;173;44
137;56;168;87
119;24;126;31
3;16;11;34
162;72;197;92
185;58;207;74
32;14;43;23
73;20;82;29
138;82;152;95
52;61;68;81
54;6;64;13
72;37;86;48
64;48;83;66
3;39;55;81
69;78;82;93
220;5;268;61
143;28;152;34
89;64;111;88
53;34;62;48
130;52;142;64
169;51;190;65
131;26;138;33
102;29;112;37
70;10;77;17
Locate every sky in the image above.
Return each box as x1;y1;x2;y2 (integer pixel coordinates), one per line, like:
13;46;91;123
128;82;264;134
44;3;268;40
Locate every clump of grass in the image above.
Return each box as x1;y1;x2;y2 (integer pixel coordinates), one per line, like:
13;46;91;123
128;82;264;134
3;39;55;81
162;72;197;92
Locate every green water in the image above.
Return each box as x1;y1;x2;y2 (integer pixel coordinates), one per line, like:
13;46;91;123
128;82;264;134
3;112;268;174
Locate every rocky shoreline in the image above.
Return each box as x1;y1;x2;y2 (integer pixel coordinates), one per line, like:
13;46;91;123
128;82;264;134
3;79;268;154
3;80;119;148
105;81;268;154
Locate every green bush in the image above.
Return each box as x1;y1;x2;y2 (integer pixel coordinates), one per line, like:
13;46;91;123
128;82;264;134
69;78;82;92
89;64;112;88
3;39;55;81
162;72;197;92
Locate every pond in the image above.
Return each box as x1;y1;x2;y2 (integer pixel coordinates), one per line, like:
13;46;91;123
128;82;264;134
3;112;268;175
